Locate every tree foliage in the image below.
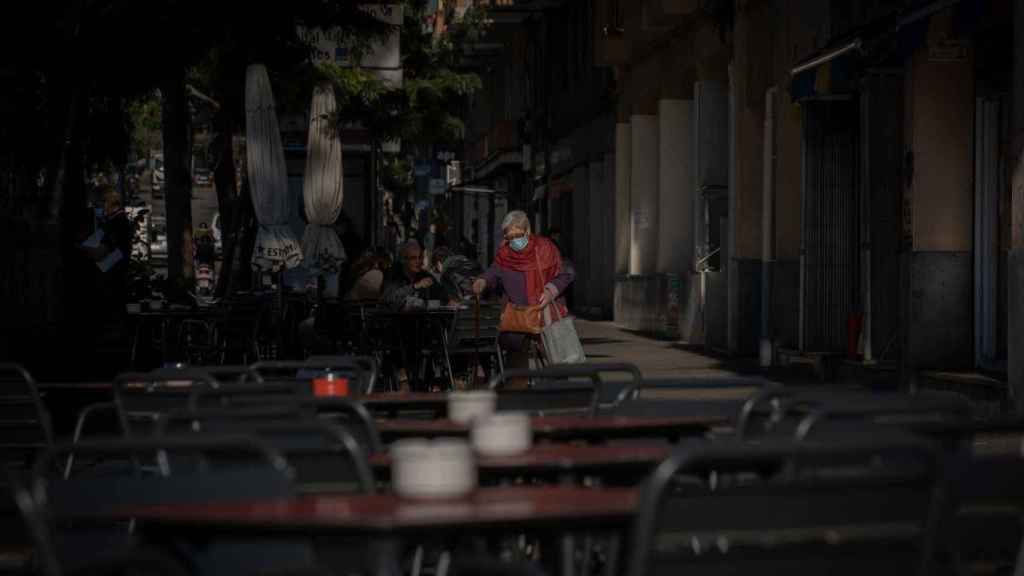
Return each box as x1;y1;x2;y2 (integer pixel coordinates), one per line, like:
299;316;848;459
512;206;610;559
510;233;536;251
316;0;489;148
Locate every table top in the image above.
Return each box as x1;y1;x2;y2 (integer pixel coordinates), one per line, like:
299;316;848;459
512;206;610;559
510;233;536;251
375;414;723;442
362;393;447;408
370;442;672;475
126;307;226;318
36;381;115;392
108;485;640;534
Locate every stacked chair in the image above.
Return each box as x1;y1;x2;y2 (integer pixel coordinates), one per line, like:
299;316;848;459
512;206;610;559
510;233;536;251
6;357;1024;576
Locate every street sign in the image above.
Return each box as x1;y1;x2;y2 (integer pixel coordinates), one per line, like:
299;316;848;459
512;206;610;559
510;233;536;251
429;178;447;195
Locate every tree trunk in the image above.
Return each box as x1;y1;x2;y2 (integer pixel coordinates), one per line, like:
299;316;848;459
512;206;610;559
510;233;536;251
1011;0;1024;415
161;67;194;290
47;84;83;222
212;101;238;297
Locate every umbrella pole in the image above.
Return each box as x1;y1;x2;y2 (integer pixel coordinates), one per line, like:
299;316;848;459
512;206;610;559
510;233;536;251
473;294;481;387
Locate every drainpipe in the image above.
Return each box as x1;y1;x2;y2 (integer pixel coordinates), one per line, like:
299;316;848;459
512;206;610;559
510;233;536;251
760;87;777;367
860;86;874;364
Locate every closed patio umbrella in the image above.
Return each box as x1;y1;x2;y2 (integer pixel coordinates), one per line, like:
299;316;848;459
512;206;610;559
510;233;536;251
245;63;302;271
301;84;346;274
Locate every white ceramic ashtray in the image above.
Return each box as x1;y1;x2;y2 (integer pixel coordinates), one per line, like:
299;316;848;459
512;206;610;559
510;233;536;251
391;438;477;499
447;390;497;424
471;412;533;457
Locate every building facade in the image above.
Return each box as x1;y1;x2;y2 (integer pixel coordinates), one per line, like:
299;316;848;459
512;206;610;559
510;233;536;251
461;0;1023;402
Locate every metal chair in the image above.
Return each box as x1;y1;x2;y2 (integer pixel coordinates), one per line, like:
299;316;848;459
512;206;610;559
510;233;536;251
301;397;384;454
830;417;1024;576
31;436;314;576
0;363;53;471
489;363;643;416
177;318;221;366
736;386;971;440
605;375;774;421
628;436;945;576
442;301;505;389
112;367;219;438
188;381;313;411
156;411;374;495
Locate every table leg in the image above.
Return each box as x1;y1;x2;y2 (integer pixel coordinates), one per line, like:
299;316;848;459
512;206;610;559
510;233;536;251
603;533;621;576
129;317;143;369
561;533;576;576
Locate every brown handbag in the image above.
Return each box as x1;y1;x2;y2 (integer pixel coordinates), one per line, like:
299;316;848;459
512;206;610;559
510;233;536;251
499;302;543;334
497;247;547;335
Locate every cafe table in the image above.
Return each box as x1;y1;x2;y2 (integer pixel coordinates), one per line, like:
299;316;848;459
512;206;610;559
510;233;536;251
100;485;639;576
369;442;672;483
375;414;725;444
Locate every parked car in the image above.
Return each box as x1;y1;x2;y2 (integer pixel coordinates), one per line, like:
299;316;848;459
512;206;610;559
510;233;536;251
152;154;165;194
149;216;167;262
126;203;151;262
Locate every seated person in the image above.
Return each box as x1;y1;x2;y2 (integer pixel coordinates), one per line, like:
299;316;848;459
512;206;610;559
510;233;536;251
430;246;483;302
382;240;452;310
344;252;386;301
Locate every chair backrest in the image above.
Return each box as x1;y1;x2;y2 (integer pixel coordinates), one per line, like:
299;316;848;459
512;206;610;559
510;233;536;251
189;381;312;411
607;376;770;420
33;436;293;517
490;363;643;416
32;437;308;576
0;363;53;471
113;368;219;437
157;410;373;494
897;419;1024;573
302;397;383;454
188;365;252;384
177;319;220;365
629;437;944;576
614;375;772;404
737;387;970;440
449;302;503;346
248;358;370;394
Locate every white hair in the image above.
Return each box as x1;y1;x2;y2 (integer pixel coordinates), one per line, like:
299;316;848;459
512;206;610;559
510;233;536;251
501;210;531;232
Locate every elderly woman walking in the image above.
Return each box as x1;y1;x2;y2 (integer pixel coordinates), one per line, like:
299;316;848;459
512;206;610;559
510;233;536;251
472;210;575;372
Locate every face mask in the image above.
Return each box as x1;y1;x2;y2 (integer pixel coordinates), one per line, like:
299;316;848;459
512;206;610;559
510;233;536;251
509;236;529;252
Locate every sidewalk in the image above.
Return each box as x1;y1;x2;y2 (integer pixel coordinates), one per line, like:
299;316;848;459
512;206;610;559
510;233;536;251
575;320;755;379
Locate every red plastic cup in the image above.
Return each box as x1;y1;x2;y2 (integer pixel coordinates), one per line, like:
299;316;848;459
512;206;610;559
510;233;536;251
313;374;350;397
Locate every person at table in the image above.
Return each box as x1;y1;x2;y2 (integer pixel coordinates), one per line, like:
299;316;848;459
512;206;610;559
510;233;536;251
471;210;575;373
382;239;452;310
341;252;385;301
430;245;482;301
81;186;132;319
